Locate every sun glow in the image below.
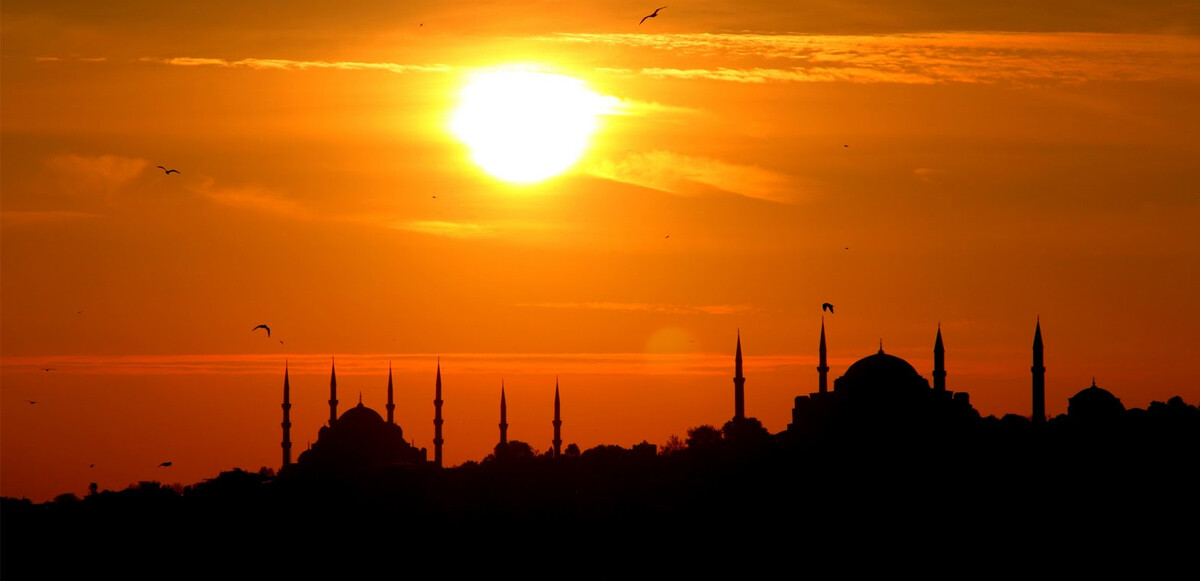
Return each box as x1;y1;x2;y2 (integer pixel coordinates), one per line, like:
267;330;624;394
451;69;612;183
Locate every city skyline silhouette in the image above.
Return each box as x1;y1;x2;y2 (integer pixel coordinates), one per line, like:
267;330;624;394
5;318;1198;576
3;3;1199;573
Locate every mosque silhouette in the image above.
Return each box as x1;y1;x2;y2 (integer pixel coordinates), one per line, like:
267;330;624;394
278;318;1106;471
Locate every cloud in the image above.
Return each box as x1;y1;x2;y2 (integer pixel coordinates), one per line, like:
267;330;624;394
517;302;754;315
391;220;496;238
188;178;307;217
912;168;947;182
43;153;149;201
144;57;452;74
0;351;804;378
586;150;797;203
549;32;1200;86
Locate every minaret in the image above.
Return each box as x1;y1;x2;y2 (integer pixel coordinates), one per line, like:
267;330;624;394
733;331;746;420
552;377;562;458
933;324;946;392
386;362;396;425
499;383;509;445
433;358;444;468
281;361;292;468
817;318;829;394
1032;319;1046;424
328;358;339;426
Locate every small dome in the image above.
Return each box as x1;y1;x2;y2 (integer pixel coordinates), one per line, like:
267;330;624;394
1068;380;1125;420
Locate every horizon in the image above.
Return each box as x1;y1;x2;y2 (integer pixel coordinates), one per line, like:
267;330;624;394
4;1;1199;502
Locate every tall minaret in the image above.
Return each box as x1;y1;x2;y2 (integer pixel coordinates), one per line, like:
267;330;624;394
933;324;946;392
433;358;444;468
733;331;746;420
499;382;509;446
818;318;829;394
281;361;292;468
328;358;339;426
1032;318;1046;424
386;362;396;425
552;377;562;458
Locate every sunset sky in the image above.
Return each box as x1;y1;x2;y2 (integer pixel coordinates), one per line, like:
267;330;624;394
4;1;1199;501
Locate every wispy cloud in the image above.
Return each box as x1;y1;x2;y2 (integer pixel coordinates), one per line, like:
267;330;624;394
912;167;947;182
1;351;806;378
187;178;308;217
555;32;1200;86
391;220;497;238
517;302;754;315
43;153;149;201
586;150;797;203
143;57;452;74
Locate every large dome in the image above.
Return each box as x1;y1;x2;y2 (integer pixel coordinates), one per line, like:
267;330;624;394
840;349;923;385
338;403;384;427
833;347;931;397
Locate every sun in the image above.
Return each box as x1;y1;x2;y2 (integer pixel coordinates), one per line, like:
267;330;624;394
450;69;612;183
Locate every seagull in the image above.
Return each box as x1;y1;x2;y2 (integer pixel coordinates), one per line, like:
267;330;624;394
252;324;271;337
156;166;180;175
822;303;835;314
640;6;667;25
158;462;172;468
26;400;38;405
42;368;53;372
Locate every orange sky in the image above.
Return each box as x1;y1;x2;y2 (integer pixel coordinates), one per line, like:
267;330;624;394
4;1;1200;501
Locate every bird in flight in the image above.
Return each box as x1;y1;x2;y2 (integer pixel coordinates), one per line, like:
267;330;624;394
640;6;667;25
252;324;271;337
42;368;54;372
156;166;180;175
26;400;38;405
822;303;835;314
158;462;173;468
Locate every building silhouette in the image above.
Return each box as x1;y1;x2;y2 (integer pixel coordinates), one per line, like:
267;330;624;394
1033;318;1046;423
286;360;430;473
499;382;508;446
433;358;444;468
787;323;982;442
552;378;562;457
1068;378;1125;421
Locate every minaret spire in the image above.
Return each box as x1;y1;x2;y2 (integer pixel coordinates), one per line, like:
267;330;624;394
328;357;339;426
281;361;292;468
386;362;396;424
433;358;444;468
552;377;562;458
499;382;509;446
1032;318;1046;424
733;330;746;420
933;324;946;392
818;317;829;394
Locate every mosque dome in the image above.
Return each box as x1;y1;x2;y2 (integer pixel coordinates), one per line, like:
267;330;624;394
834;347;931;397
1068;380;1125;421
338;402;385;426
